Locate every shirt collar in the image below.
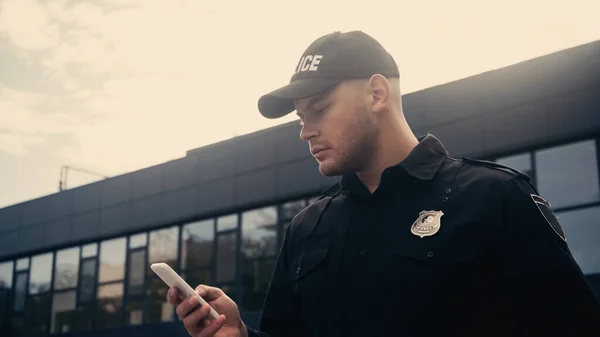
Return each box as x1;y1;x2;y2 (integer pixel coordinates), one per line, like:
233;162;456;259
338;134;449;194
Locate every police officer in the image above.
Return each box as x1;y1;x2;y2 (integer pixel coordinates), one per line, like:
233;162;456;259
167;31;600;337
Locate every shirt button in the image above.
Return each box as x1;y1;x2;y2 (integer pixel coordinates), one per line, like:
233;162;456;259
427;251;434;258
359;248;367;256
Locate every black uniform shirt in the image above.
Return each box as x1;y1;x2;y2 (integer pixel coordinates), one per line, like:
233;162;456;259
252;134;600;337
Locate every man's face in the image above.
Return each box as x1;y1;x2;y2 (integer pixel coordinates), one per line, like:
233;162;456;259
294;80;378;176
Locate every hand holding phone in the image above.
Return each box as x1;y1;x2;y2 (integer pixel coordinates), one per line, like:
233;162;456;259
150;262;220;320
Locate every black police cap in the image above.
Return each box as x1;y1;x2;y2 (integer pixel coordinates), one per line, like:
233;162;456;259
257;30;400;119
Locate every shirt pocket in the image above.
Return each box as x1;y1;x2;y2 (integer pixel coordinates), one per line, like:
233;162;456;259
291;247;329;296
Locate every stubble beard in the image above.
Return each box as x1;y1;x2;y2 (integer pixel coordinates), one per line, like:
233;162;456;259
318;113;378;177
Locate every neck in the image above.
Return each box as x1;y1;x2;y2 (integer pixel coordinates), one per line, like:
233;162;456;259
355;114;419;193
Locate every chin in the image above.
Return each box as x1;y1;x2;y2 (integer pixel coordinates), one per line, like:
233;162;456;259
317;160;345;177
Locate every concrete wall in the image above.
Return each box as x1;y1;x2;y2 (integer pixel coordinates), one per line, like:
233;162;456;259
1;39;599;261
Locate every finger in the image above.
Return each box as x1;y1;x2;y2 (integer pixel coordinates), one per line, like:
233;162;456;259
195;285;223;301
167;287;183;306
176;296;200;320
183;302;213;334
197;315;227;337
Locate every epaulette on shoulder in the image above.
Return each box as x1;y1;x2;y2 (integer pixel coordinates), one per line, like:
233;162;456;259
461;157;532;182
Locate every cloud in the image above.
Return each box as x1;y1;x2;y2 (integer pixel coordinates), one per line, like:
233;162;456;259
0;0;61;50
0;85;86;157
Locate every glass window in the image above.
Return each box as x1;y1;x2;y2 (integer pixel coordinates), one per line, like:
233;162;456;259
25;293;51;335
216;233;237;283
556;206;600;275
129;233;147;249
182;219;214;270
0;261;14;337
82;243;97;258
14;273;27;312
127;250;146;296
182;270;211;290
535;140;599;209
71;304;93;332
51;291;76;334
54;247;80;290
146;276;172;323
241;207;278;259
495;153;533;178
126;298;144;325
10;316;24;336
99;238;126;282
29;253;53;294
0;261;13;290
79;259;96;304
217;214;238;232
16;258;29;271
241;259;276;311
281;200;306;220
148;226;179;272
96;283;123;329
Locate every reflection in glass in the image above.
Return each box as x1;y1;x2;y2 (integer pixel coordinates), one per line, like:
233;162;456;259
182;270;212;290
14;273;27;312
241;259;276;311
0;261;13;290
149;226;179;272
29;253;53;294
556;206;600;275
79;259;96;304
216;233;237;283
217;214;238;232
71;305;93;332
96;283;123;329
51;291;76;334
25;292;51;335
82;243;97;258
496;153;532;177
16;258;29;271
182;219;214;270
146;276;173;323
242;207;278;259
0;261;13;337
99;238;126;282
11;316;24;336
536;140;599;209
281;200;306;220
127;250;146;296
126;298;144;325
54;247;80;290
129;233;147;249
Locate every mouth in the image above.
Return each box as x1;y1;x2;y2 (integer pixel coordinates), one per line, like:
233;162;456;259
311;147;329;159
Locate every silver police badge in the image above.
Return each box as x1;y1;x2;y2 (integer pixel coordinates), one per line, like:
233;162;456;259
411;210;444;238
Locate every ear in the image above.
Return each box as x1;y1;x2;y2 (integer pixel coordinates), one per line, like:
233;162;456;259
367;74;391;114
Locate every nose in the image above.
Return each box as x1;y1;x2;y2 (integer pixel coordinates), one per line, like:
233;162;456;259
299;122;318;141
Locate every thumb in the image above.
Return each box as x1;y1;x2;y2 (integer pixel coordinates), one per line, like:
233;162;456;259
195;285;223;301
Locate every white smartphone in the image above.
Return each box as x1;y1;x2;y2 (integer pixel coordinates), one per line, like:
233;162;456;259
150;262;220;320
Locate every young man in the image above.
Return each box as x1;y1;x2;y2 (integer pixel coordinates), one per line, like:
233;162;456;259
168;31;600;337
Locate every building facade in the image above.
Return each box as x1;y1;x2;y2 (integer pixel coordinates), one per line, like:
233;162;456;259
1;40;599;337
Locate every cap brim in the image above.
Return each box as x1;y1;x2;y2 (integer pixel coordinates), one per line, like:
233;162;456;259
258;78;342;119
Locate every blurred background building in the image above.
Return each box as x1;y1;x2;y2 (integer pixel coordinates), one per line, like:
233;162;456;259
0;40;599;337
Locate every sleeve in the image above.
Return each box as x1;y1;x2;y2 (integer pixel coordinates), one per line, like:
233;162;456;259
246;223;305;337
497;177;600;336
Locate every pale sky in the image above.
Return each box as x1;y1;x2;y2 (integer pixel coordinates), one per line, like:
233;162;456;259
0;0;599;208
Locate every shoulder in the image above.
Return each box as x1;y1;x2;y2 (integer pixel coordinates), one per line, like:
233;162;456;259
457;156;533;183
458;158;567;242
286;182;341;239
